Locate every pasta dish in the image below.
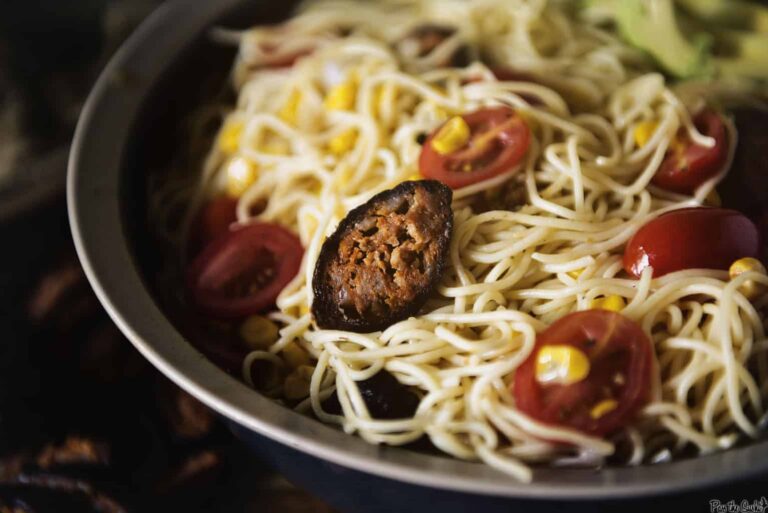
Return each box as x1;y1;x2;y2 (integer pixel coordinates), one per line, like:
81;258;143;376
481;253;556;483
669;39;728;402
151;0;768;482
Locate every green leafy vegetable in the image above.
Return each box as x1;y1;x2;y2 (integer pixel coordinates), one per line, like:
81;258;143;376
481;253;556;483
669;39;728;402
581;0;768;82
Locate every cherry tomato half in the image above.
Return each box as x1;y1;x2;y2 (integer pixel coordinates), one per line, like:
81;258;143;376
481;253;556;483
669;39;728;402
419;107;530;189
651;110;729;194
513;310;653;437
623;207;760;278
187;222;303;318
190;196;238;256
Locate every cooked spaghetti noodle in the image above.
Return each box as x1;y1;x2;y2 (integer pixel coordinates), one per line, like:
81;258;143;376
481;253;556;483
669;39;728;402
153;0;768;482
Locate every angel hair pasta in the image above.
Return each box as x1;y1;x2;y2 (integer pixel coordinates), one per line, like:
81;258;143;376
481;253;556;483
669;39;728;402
151;0;768;483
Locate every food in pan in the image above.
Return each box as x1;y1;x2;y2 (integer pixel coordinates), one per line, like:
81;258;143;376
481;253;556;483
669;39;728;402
151;0;768;482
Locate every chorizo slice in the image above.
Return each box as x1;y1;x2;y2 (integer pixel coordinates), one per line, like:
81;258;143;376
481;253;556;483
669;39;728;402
312;180;453;332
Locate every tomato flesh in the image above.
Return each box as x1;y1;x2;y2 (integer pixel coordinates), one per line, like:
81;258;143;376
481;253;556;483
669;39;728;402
513;310;653;437
652;110;728;194
419;107;530;189
623;207;760;278
187;222;303;318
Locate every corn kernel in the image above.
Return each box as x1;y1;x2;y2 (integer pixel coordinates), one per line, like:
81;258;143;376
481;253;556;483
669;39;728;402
567;268;584;279
218;120;243;154
704;189;721;207
224;157;258;198
324;79;357;111
283;365;314;400
431;116;470;155
729;257;767;300
328;129;357;156
590;399;618;419
240;315;279;350
536;345;591;385
590;295;626;312
279;90;301;125
634;120;658;148
299;304;310;317
282;341;310;368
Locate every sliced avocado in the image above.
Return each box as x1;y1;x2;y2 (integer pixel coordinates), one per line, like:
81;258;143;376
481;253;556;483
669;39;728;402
676;0;768;34
616;0;712;79
712;30;768;79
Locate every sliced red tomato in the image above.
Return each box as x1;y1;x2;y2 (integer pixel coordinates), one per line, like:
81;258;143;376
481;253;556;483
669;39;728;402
513;310;653;437
652;110;729;194
189;196;238;256
187;222;303;318
419;107;530;189
623;207;760;278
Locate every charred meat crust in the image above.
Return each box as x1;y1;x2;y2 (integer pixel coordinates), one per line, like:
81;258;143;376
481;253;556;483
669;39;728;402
312;180;453;332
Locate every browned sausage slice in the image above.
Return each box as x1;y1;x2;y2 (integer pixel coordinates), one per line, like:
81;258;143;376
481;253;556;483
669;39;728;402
312;180;453;332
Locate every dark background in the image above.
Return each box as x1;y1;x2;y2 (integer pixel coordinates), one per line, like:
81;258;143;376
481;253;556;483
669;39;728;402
0;1;335;511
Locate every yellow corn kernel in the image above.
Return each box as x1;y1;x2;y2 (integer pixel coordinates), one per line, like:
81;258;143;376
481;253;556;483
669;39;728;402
590;295;626;312
282;341;310;369
633;120;659;148
283;365;314;400
225;157;258;198
240;315;279;350
704;189;721;207
431;116;470;155
535;345;591;386
567;268;584;279
218;120;243;154
324;79;357;111
299;304;310;317
279;90;301;125
590;399;619;419
328;129;357;156
729;257;767;300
